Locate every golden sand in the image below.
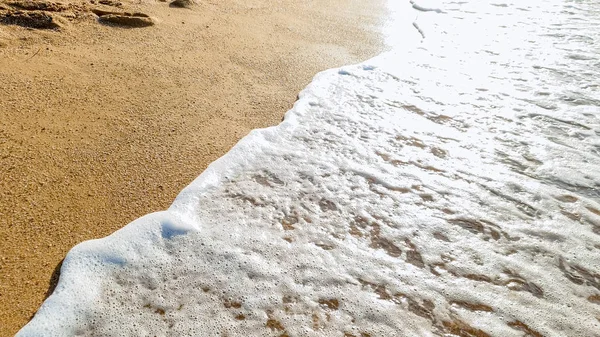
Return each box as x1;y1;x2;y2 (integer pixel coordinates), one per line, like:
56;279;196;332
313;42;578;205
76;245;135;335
0;0;384;333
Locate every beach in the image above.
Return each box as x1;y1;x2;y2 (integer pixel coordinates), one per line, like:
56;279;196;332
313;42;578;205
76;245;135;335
5;0;600;335
0;0;385;334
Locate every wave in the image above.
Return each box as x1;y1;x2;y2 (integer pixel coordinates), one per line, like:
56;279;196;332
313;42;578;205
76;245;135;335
19;0;600;336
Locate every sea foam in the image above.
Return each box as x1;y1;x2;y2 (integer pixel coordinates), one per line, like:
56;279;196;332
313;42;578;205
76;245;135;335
19;0;600;336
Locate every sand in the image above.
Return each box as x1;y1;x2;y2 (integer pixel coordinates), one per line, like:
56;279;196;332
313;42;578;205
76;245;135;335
0;0;385;334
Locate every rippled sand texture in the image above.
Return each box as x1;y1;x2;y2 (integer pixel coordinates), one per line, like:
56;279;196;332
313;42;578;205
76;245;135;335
18;0;600;336
0;0;384;334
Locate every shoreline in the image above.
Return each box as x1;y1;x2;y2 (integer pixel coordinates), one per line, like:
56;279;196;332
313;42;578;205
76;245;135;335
0;0;387;334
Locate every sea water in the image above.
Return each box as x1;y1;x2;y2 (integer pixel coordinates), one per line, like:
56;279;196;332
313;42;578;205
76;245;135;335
18;0;600;336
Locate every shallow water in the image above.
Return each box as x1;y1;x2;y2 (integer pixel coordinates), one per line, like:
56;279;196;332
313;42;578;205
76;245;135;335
19;0;600;336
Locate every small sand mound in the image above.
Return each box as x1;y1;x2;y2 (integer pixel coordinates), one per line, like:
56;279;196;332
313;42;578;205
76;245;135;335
97;0;121;7
0;0;153;30
7;0;68;12
98;13;153;27
169;0;195;9
0;10;60;29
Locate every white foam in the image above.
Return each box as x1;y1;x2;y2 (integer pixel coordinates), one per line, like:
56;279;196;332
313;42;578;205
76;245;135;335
19;0;600;336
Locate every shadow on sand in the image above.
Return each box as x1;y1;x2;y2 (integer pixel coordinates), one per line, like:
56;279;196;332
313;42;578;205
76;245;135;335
28;258;64;322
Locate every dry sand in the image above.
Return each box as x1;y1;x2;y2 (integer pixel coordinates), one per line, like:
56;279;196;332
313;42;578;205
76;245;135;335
0;0;385;334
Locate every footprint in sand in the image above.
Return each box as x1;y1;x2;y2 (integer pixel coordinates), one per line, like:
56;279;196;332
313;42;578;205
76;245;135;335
97;12;154;28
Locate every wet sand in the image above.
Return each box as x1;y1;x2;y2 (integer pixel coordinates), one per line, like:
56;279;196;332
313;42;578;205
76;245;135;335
0;0;385;334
